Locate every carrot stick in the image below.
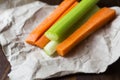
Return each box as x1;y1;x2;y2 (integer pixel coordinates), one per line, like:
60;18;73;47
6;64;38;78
25;0;77;45
58;1;79;20
35;1;79;48
56;7;116;56
35;35;50;48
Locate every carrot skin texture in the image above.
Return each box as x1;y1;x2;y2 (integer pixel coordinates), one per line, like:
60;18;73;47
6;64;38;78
35;1;78;48
25;0;76;45
56;7;116;56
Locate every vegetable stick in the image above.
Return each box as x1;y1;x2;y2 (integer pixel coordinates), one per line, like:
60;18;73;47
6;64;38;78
44;41;59;56
45;0;99;41
44;6;100;56
25;0;77;45
56;7;116;56
58;1;79;20
35;35;50;48
35;1;79;48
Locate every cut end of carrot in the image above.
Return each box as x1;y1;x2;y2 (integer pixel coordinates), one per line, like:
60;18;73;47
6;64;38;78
25;39;35;45
56;45;67;56
25;34;38;45
25;40;35;45
35;35;50;48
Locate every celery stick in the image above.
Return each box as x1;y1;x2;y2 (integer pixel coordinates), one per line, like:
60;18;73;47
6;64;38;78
44;6;100;56
59;5;100;41
45;0;99;41
44;41;59;56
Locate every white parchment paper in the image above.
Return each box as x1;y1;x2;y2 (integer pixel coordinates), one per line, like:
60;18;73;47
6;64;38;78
0;1;120;80
0;0;36;11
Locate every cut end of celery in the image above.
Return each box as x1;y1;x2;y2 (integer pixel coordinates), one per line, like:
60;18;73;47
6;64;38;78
44;49;54;56
45;32;59;41
44;41;59;56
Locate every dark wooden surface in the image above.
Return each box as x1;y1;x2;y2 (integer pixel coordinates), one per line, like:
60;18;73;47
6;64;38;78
0;0;120;80
0;45;11;80
39;0;120;7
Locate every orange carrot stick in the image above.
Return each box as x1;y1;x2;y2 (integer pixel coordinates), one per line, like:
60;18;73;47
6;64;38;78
35;1;78;48
35;35;50;48
25;0;77;45
56;7;116;56
58;1;79;20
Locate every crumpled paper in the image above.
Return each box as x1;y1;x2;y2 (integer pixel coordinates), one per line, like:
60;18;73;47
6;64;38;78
0;0;35;11
0;1;120;80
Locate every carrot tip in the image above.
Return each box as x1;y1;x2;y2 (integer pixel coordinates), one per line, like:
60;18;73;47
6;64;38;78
25;40;35;45
35;42;43;48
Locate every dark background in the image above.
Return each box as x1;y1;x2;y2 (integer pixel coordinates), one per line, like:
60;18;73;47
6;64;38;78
0;0;120;80
39;0;120;7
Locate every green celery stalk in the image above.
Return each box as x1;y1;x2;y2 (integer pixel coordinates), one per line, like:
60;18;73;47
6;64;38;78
44;6;100;56
59;5;100;41
45;0;99;41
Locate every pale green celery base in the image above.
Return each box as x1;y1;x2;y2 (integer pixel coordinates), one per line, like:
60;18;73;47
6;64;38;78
44;41;59;56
